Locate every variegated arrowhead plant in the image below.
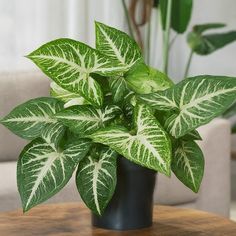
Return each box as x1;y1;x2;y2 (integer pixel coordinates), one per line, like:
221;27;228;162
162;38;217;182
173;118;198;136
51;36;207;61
1;22;236;215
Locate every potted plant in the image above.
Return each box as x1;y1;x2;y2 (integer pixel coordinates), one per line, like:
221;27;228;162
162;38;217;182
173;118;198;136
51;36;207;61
1;22;236;231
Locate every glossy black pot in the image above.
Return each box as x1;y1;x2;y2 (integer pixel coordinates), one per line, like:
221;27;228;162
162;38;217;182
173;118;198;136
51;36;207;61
92;156;157;231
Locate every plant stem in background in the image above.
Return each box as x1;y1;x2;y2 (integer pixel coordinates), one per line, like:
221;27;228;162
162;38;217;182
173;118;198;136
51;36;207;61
184;50;193;78
169;33;178;50
162;0;172;74
146;13;152;64
122;0;134;39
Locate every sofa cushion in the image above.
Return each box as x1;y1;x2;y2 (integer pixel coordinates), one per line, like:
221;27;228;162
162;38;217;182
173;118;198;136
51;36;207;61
0;162;21;211
0;161;82;212
0;71;50;161
155;173;198;205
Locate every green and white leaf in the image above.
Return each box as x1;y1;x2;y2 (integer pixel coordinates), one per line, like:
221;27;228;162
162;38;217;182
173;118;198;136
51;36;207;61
138;89;178;111
64;99;87;108
41;122;66;149
139;76;236;138
125;62;174;94
172;140;204;193
17;138;91;212
50;82;88;108
0;97;63;140
223;101;236;118
182;130;202;141
109;76;130;103
76;146;117;215
56;105;121;135
95;22;143;70
89;104;171;175
27;39;124;107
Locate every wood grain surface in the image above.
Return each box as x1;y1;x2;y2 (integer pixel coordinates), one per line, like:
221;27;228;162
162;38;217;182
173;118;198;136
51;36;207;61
0;203;235;235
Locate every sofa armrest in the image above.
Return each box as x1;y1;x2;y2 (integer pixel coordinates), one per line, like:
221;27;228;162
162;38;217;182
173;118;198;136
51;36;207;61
196;118;231;217
0;71;50;162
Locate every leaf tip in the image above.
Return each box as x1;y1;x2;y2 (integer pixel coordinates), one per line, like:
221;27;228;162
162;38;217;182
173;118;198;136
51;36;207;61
165;169;171;178
94;20;100;25
0;117;4;124
24;54;34;61
160;167;171;177
192;185;200;193
0;116;7;125
94;21;103;27
22;204;31;213
22;208;28;214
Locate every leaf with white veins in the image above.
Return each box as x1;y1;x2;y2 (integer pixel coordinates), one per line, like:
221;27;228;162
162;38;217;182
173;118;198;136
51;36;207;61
27;39;124;107
96;22;143;71
50;82;88;107
139;76;236;137
182;130;202;141
109;76;130;103
17;138;91;212
76;146;117;215
1;97;63;140
56;105;121;135
41;122;66;149
89;104;171;175
172;140;204;192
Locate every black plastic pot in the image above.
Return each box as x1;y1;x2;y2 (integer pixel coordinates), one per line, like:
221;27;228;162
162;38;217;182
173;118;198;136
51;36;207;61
92;156;157;231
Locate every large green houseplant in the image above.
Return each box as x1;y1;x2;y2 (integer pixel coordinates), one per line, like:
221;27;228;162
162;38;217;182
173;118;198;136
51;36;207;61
1;22;236;230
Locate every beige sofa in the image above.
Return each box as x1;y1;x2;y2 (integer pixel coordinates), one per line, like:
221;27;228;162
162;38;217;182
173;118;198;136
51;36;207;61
0;71;231;217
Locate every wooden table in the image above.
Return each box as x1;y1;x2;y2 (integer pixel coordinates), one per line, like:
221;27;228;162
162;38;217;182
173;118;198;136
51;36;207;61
0;203;236;235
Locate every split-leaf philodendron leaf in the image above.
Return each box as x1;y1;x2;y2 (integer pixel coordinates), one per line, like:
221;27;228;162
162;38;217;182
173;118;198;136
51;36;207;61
18;138;91;212
0;97;63;140
172;140;204;193
76;146;117;215
139;76;236;138
89;104;172;175
2;22;236;215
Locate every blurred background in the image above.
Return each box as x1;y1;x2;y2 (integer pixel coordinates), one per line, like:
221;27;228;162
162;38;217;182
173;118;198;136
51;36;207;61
0;0;236;221
1;0;236;78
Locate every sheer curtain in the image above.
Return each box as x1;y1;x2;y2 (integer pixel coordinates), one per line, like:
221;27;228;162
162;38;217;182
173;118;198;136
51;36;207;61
0;0;126;70
0;0;235;78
